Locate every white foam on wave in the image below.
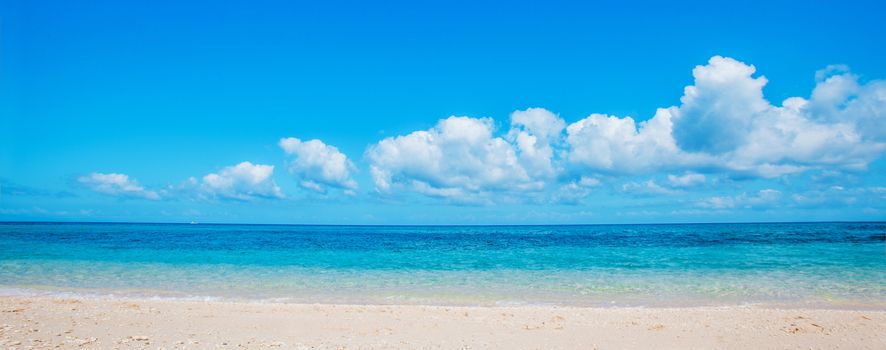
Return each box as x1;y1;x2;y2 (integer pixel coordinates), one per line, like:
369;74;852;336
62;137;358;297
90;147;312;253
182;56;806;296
0;286;227;303
1;285;884;310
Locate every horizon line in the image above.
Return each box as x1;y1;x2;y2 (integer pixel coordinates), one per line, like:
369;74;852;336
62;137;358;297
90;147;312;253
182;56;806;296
0;220;883;227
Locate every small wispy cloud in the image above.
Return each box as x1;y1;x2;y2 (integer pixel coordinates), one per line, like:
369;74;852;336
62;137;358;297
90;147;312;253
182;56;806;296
696;189;782;210
77;173;161;200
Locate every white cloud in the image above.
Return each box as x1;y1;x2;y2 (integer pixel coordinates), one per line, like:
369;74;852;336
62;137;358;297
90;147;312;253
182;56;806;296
78;173;160;200
676;56;884;177
279;137;357;193
63;56;886;208
565;109;693;173
667;172;706;187
82;163;285;202
577;176;601;187
364;54;886;202
697;196;736;209
790;185;886;208
366;115;542;202
673;56;770;154
808;67;886;142
697;189;782;210
565;56;885;178
621;179;679;196
199;162;284;201
508;108;566;178
553;176;600;204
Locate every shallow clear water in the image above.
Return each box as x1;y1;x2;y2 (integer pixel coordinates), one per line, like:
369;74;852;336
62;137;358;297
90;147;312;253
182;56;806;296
0;222;884;307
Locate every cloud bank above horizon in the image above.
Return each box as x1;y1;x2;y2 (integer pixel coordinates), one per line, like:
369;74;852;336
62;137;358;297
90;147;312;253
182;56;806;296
70;56;886;211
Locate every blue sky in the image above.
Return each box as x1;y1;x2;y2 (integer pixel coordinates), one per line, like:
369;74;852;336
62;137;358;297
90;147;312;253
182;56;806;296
1;0;885;224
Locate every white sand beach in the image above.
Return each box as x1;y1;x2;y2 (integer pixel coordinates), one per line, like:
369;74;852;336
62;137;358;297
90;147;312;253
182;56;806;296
1;296;884;349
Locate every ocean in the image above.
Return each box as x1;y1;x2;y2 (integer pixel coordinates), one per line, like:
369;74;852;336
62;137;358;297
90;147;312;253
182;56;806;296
1;222;883;308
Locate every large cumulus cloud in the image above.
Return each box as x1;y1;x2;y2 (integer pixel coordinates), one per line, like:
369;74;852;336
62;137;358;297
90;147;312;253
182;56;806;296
366;116;544;202
366;56;886;201
568;56;884;178
672;56;884;177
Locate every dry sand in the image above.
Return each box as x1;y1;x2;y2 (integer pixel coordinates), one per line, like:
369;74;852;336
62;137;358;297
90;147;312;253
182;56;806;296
1;296;884;349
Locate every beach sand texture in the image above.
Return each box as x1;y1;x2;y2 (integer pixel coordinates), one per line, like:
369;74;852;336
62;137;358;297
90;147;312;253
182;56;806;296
1;296;884;349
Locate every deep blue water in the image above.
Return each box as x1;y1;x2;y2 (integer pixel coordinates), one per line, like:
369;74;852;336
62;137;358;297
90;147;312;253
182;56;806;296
0;222;884;307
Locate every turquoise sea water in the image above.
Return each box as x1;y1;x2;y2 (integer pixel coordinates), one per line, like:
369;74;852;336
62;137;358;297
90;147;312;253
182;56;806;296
0;222;884;308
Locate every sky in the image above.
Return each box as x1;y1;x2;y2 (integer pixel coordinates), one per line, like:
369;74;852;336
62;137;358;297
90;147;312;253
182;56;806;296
1;0;885;224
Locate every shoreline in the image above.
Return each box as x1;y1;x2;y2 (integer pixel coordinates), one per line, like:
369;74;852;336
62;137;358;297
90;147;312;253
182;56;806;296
3;286;885;312
2;295;884;349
